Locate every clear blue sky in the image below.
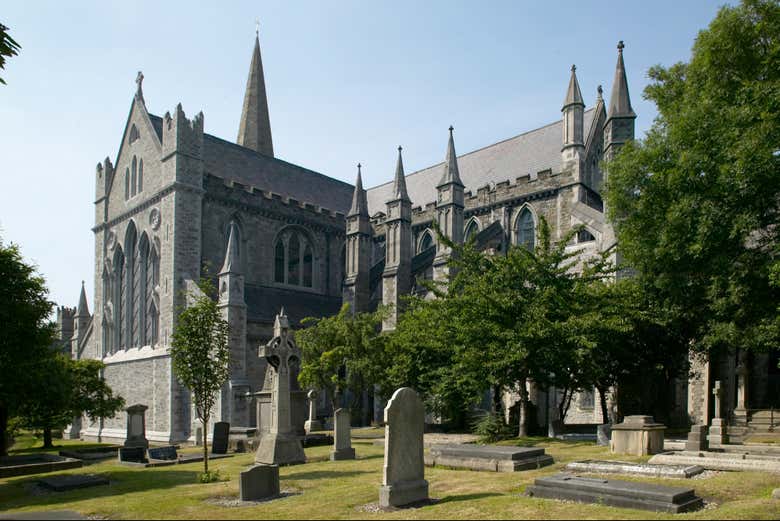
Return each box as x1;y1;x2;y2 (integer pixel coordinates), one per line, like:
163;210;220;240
0;0;729;312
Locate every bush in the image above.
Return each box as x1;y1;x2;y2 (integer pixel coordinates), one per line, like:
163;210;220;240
198;470;221;483
471;412;513;443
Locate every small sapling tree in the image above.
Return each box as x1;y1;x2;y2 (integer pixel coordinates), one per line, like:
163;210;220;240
170;278;229;480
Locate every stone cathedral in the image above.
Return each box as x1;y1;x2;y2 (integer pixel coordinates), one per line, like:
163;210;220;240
55;33;776;444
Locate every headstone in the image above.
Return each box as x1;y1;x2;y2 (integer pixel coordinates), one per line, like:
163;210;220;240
254;310;306;465
427;444;553;472
596;423;612;446
526;473;703;513
195;426;203;447
773;488;780;500
123;404;149;449
37;474;109;492
708;381;729;446
239;464;280;501
211;422;230;454
379;387;429;508
685;424;708;451
330;408;355;460
304;389;324;433
610;415;665;456
118;446;146;464
148;445;178;461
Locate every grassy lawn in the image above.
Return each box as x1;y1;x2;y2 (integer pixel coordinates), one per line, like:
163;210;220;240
1;434;779;519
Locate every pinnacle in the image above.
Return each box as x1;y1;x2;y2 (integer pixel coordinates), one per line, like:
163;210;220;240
220;222;241;274
438;126;463;188
562;64;584;109
391;145;410;202
608;40;635;119
348;163;369;217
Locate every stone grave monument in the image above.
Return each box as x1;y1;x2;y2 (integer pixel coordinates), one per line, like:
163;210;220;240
123;404;149;449
254;309;306;466
379;387;429;508
240;464;280;501
330;408;355;461
685;424;708;451
610;415;665;456
708;380;729;446
211;422;230;454
426;444;553;472
304;389;324;433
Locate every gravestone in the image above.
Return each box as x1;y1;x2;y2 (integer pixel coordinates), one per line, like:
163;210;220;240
379;387;429;508
38;474;109;492
565;460;704;478
254;310;306;465
596;423;612;446
685;424;708;451
708;381;729;446
239;464;280;501
148;446;177;461
330;408;355;461
118;446;146;464
212;422;230;455
526;473;703;513
610;415;665;456
427;444;553;472
649;450;780;473
304;389;324;433
123;404;149;449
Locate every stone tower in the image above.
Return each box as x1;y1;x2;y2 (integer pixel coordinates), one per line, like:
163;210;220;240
603;41;636;162
218;221;250;426
561;64;586;181
382;147;412;330
237;32;274;157
344;164;371;314
433;127;464;283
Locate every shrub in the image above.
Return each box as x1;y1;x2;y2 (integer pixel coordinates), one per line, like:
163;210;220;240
198;470;221;483
471;412;513;443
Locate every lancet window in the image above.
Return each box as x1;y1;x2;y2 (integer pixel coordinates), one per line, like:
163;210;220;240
273;228;314;288
515;208;535;251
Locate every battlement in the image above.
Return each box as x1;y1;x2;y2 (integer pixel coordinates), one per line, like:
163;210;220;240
203;175;346;227
162;103;204;158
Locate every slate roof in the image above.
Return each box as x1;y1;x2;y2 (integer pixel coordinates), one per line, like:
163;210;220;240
147;114;355;214
365;109;595;215
244;284;343;326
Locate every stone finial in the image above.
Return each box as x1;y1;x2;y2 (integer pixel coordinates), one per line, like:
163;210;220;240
597;85;603;100
255;17;260;37
571;64;576;72
135;71;144;103
617;40;625;53
273;308;290;337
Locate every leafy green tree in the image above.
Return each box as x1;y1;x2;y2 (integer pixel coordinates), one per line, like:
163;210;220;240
0;239;55;456
0;22;20;85
170;279;229;477
17;356;124;448
605;0;780;361
297;304;388;419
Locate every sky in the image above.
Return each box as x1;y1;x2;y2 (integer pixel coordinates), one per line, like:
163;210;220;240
0;0;730;313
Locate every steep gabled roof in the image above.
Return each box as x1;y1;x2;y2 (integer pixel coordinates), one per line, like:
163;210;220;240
365;109;595;214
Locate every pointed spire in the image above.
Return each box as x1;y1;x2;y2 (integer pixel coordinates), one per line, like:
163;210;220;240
562;64;584;109
76;281;89;317
391;146;410;202
348;163;369;217
438;126;463;187
237;30;274;157
607;41;635;119
220;222;241;274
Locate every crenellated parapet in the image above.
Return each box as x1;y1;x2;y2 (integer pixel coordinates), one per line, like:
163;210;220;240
162;104;204;161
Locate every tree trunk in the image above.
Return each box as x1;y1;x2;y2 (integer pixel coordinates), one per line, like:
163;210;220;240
0;405;8;457
518;379;529;438
492;385;502;415
596;385;609;425
43;425;53;448
203;416;209;475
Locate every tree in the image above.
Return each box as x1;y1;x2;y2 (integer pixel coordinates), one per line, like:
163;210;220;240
16;355;124;448
297;303;388;419
170;279;229;477
605;0;780;360
0;22;21;85
0;239;56;456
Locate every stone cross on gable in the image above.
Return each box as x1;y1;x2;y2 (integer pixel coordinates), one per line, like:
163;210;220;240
712;380;723;419
135;71;144;102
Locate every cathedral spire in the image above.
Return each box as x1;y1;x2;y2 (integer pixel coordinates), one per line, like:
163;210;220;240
237;31;274;157
348;163;369;217
562;64;584;109
607;41;635;119
76;281;89;317
220;222;241;274
391;146;410;202
438;126;463;188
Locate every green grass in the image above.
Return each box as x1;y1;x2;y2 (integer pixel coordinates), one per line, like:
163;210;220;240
1;434;779;519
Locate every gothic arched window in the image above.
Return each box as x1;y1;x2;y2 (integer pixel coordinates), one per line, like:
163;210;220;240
515;208;535;251
112;247;125;353
418;230;434;254
138;159;143;193
464;219;479;242
124;222;138;348
124;169;130;200
145;244;160;346
274;228;315;288
131;157;138;197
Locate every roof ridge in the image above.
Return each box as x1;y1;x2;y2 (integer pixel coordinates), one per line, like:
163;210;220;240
366;108;596;192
